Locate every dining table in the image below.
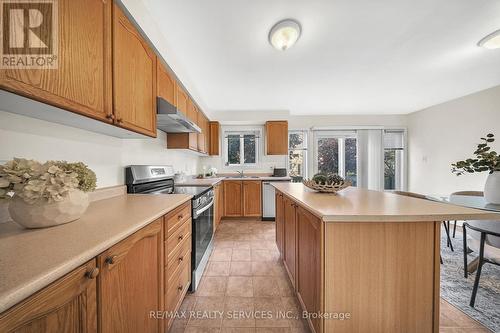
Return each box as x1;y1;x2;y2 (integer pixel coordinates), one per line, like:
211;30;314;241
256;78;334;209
426;193;500;212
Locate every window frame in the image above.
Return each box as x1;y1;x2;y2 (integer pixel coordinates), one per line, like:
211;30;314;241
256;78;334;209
383;128;407;191
312;130;358;185
222;127;262;168
288;129;308;179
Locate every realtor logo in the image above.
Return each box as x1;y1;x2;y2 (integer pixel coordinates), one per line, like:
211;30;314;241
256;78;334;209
0;0;58;69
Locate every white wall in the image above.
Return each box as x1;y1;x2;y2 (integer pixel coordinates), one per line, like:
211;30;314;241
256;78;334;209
408;85;500;196
0;111;200;188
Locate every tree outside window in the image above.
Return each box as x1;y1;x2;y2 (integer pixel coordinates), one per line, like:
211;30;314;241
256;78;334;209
288;131;307;182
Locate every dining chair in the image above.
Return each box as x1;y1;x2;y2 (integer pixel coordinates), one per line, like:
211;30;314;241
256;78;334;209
449;191;484;238
393;191;453;263
462;220;500;307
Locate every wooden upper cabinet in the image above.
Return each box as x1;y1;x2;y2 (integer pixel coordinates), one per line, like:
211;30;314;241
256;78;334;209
0;0;113;122
186;97;197;123
157;60;177;108
0;260;98;333
98;219;162;333
243;181;262;217
275;191;285;257
197;111;206;154
283;195;297;287
296;206;322;333
209;121;220;156
113;3;157;137
224;181;243;217
177;86;189;117
266;121;288;155
189;102;199;151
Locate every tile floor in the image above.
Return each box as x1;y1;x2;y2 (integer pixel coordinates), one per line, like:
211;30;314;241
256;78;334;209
169;220;310;333
170;220;491;333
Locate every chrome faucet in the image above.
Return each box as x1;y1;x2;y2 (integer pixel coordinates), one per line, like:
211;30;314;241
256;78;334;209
236;170;244;178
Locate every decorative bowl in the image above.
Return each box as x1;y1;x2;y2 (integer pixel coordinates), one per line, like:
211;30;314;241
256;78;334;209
302;179;351;193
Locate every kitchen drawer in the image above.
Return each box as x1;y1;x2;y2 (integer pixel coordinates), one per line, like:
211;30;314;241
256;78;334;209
164;201;191;238
166;245;191;286
166;257;191;314
166;219;191;259
166;231;191;273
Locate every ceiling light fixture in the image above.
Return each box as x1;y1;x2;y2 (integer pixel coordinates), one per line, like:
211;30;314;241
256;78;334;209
478;29;500;49
268;19;302;51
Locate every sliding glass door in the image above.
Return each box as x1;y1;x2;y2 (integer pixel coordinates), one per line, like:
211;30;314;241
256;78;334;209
314;131;357;186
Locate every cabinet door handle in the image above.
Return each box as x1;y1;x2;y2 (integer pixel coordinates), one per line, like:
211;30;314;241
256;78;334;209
177;285;183;291
105;114;115;120
178;256;184;263
105;255;118;265
85;267;100;279
178;234;184;241
116;118;123;124
177;214;184;220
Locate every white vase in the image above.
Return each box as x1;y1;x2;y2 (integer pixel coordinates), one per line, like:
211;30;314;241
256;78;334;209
484;171;500;204
8;189;89;229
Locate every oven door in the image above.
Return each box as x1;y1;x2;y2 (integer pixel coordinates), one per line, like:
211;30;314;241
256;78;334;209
191;196;214;291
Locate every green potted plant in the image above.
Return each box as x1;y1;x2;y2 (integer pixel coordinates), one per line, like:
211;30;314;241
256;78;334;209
451;133;500;204
0;158;97;228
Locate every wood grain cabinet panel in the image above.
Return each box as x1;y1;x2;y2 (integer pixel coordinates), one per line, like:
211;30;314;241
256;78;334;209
197;111;207;154
157;60;177;108
283;195;297;287
176;87;189;120
275;191;285;257
0;0;113;123
0;260;98;333
189;102;199;151
296;206;322;333
113;3;157;137
243;181;262;217
266;121;288;155
223;181;243;217
98;219;162;333
209;121;220;155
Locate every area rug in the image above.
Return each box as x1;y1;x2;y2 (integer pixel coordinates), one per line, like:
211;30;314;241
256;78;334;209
440;226;500;332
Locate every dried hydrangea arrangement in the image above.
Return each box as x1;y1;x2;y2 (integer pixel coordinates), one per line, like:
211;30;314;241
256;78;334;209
0;158;96;204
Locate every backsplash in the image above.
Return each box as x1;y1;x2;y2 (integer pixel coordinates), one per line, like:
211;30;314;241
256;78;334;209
0;111;200;188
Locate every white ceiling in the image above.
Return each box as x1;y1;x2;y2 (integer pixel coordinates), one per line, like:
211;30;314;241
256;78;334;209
143;0;500;115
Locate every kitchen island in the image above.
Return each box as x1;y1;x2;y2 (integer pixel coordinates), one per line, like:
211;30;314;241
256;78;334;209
272;183;500;333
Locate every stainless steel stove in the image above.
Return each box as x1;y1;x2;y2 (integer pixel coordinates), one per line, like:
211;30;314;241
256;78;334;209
125;165;214;292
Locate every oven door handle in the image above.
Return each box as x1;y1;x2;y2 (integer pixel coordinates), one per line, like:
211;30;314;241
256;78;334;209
194;197;214;217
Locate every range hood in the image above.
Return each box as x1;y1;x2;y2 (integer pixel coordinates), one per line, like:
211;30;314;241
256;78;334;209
156;97;201;133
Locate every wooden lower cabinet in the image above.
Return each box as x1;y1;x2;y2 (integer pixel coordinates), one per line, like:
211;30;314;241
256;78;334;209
283;195;297;286
223;180;262;218
0;260;98;333
275;190;440;333
243;181;262;217
275;192;284;257
223;180;243;217
98;219;162;333
296;206;322;333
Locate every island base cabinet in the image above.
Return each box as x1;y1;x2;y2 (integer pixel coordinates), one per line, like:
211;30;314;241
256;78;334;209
0;260;98;333
283;195;297;287
296;206;322;333
98;219;162;333
275;192;284;256
324;222;439;333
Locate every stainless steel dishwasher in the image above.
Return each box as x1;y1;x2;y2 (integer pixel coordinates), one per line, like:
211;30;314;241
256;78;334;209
262;179;290;220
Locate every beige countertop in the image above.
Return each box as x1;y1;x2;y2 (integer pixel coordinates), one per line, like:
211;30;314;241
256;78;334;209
176;176;291;186
272;183;500;222
0;193;191;313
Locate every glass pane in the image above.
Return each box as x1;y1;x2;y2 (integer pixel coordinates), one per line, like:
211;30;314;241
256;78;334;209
243;135;256;164
384;150;400;190
345;138;357;186
317;138;339;174
227;135;241;164
289;132;304;149
289;149;305;178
